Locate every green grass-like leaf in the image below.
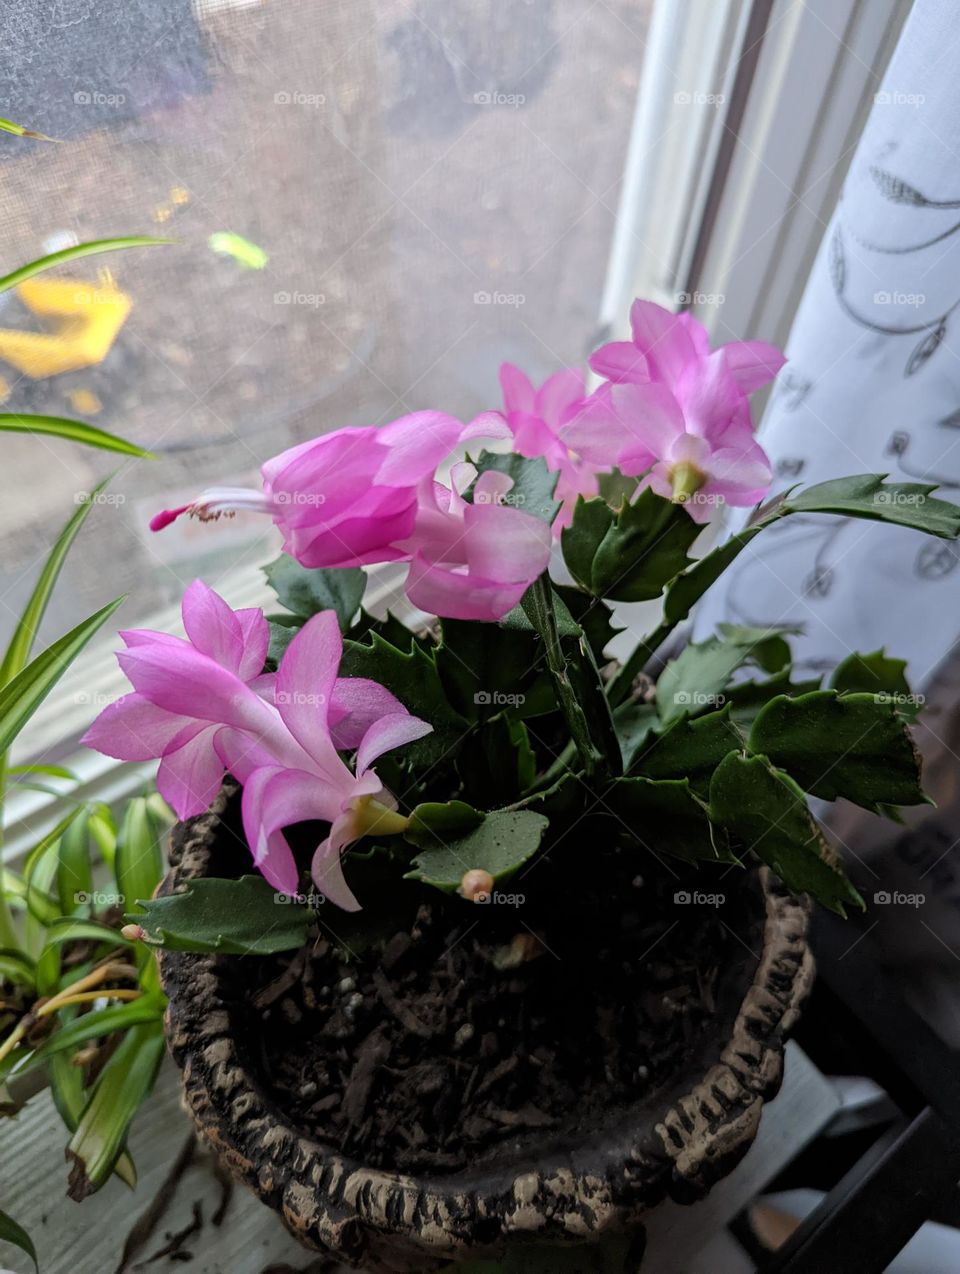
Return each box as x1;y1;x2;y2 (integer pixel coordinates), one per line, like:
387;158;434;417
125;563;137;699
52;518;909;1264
0;1206;38;1273
66;1020;164;1199
0;596;124;756
0;414;152;458
0;235;169;295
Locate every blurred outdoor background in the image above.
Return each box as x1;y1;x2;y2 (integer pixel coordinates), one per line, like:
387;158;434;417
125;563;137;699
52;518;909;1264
0;0;649;647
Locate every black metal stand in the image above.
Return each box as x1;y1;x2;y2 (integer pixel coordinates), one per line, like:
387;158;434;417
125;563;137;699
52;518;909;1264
751;909;960;1273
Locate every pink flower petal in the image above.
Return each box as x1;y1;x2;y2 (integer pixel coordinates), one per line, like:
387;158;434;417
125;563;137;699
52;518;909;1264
406;553;530;622
629;300;697;385
117;643;278;739
234;608;270;681
499;363;536;415
534;368;585;425
328;677;407;750
80;693;196;761
181;581;244;673
355;711;433;775
588;340;647;383
274;613;342;769
375;411;465;484
156;725;225;820
461;410;511;442
241;765;348;895
605;381;686;471
463;503;552;583
720;340;786;393
311;814;362;912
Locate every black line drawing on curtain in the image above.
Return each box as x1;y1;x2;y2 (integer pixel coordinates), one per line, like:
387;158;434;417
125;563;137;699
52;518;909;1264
828;146;960;376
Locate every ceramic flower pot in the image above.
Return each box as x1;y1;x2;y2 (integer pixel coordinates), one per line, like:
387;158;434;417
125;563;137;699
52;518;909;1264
157;784;813;1273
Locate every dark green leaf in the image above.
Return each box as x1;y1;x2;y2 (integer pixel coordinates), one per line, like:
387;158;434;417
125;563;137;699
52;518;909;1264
656;627;795;726
723;667;822;715
748;690;927;812
591;487;703;601
830;649;920;720
787;474;960;536
0;1206;38;1273
521;580;622;777
404;809;549;891
551;585;621;660
131;875;310;954
613;700;658;770
607;776;739;863
263;556;366;630
266;615;301;665
466;450;560;524
560;497;615;592
404;800;485;848
629;705;744;794
708;751;864;914
340;631;468;767
436;617;542;721
561;488;702;601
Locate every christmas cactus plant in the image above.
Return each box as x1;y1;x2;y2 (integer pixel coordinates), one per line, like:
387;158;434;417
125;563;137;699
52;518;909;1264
85;299;960;951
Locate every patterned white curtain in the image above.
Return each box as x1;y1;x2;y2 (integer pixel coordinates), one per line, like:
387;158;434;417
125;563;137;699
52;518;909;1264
695;0;960;689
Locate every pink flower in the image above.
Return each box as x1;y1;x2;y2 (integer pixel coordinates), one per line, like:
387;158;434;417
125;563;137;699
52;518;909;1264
587;300;784;519
82;583;431;909
401;464;552;621
150;410;471;569
589;299;784;408
150;411;550;622
493;364;693;529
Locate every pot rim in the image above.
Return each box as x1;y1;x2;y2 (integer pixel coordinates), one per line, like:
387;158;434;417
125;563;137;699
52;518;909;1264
158;782;814;1269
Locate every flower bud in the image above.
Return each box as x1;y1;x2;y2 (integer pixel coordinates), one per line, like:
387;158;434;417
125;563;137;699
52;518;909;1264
121;923;146;942
460;868;494;902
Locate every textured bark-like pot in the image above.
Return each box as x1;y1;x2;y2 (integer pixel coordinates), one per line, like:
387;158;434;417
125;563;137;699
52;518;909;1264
158;785;814;1272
